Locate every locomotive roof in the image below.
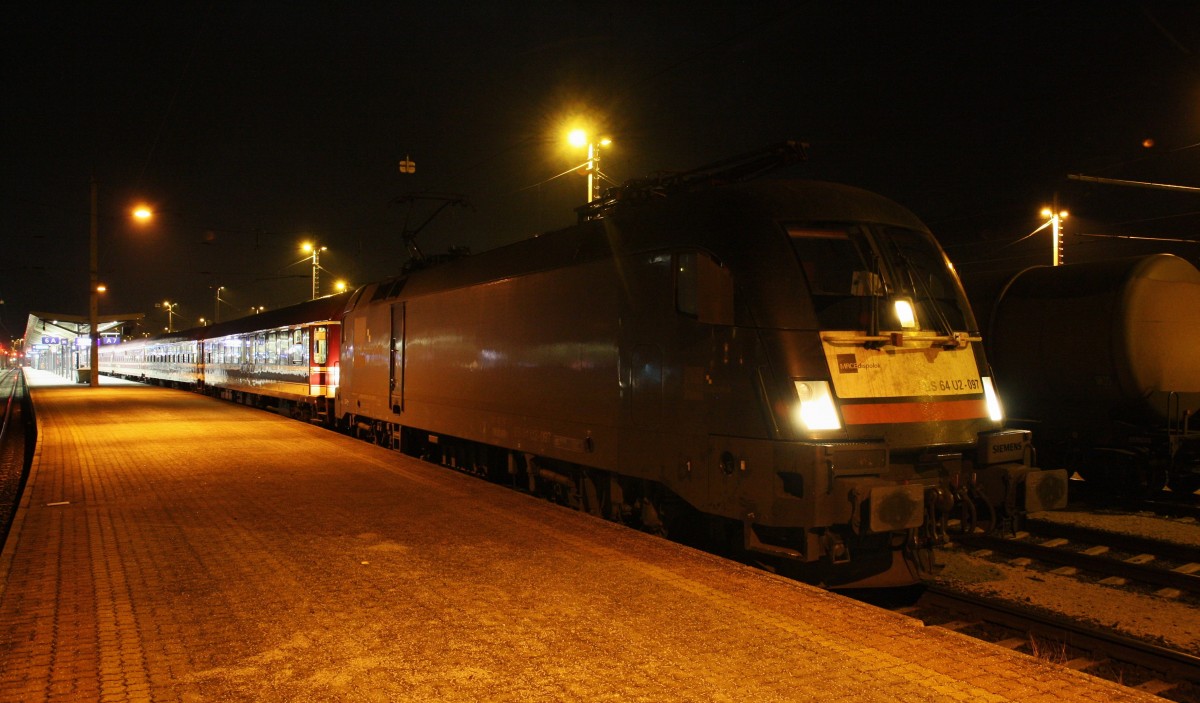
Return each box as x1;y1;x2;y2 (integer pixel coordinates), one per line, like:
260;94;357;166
367;179;931;304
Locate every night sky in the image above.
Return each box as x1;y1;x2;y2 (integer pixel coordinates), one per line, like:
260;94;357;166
2;1;1198;346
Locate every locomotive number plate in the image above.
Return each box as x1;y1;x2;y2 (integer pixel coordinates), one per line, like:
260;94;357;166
821;332;982;400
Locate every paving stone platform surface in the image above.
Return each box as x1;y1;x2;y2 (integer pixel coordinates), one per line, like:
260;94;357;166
0;369;1161;702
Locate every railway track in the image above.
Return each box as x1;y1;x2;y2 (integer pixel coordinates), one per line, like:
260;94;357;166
905;585;1200;697
952;520;1200;597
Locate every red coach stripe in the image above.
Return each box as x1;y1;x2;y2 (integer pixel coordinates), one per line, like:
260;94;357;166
841;399;989;425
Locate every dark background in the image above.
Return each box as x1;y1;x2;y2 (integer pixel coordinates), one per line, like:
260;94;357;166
2;1;1198;345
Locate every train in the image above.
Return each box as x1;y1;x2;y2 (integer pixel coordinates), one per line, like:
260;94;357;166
964;254;1200;496
98;144;1067;587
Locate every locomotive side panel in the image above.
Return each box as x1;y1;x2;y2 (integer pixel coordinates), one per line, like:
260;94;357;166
398;257;624;468
338;287;393;419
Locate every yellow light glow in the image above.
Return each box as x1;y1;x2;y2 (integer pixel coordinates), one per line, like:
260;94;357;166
1040;207;1052;218
132;206;153;222
95;284;107;293
301;242;313;253
982;376;1004;422
599;137;612;147
894;299;917;329
334;280;347;293
793;380;842;431
567;129;587;147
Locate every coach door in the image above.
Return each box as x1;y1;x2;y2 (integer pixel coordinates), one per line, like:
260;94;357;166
390;302;405;414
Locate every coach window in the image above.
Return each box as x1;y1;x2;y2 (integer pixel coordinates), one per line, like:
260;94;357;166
313;327;327;365
294;329;308;365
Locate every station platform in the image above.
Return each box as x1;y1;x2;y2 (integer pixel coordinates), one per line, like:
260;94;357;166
0;369;1161;702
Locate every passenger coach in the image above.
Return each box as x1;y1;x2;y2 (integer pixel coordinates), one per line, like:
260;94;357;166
99;293;348;422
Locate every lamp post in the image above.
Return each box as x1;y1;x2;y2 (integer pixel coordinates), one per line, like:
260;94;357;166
1040;201;1069;266
567;130;612;203
89;178;100;386
87;186;152;386
159;300;178;333
301;242;327;299
214;285;225;323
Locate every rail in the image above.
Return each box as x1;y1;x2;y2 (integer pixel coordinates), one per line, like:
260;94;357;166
0;367;31;549
954;531;1200;595
921;585;1200;684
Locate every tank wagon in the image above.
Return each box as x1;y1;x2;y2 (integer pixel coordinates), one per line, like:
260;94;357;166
965;254;1200;495
336;146;1065;587
99;293;348;422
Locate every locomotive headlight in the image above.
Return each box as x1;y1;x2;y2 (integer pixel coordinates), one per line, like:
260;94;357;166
793;380;842;431
981;376;1004;421
893;298;917;329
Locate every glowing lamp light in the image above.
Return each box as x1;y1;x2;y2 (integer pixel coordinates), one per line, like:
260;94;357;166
981;376;1004;422
793;380;842;431
95;283;107;293
893;299;917;329
567;129;587;148
132;206;153;222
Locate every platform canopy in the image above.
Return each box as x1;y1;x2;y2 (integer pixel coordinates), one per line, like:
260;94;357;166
22;311;144;372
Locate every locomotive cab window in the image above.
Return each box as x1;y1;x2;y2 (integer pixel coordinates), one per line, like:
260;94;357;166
788;225;873;330
873;225;971;332
788;223;973;333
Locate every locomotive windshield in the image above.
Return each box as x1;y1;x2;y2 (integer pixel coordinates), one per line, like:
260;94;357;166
788;223;971;332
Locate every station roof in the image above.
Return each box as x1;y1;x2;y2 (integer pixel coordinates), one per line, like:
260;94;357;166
23;311;145;352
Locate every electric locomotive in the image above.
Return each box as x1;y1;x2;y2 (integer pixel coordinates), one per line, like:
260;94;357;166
336;144;1067;587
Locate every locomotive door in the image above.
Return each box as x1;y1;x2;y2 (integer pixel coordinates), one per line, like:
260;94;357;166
389;302;405;414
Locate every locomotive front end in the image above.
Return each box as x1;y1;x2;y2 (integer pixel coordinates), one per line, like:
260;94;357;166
713;183;1067;585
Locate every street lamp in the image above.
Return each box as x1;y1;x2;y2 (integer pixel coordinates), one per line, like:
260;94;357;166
301;241;328;299
214;285;225;323
89;179;100;386
568;129;612;203
333;280;348;294
158;300;178;333
88;181;149;387
1039;202;1069;266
